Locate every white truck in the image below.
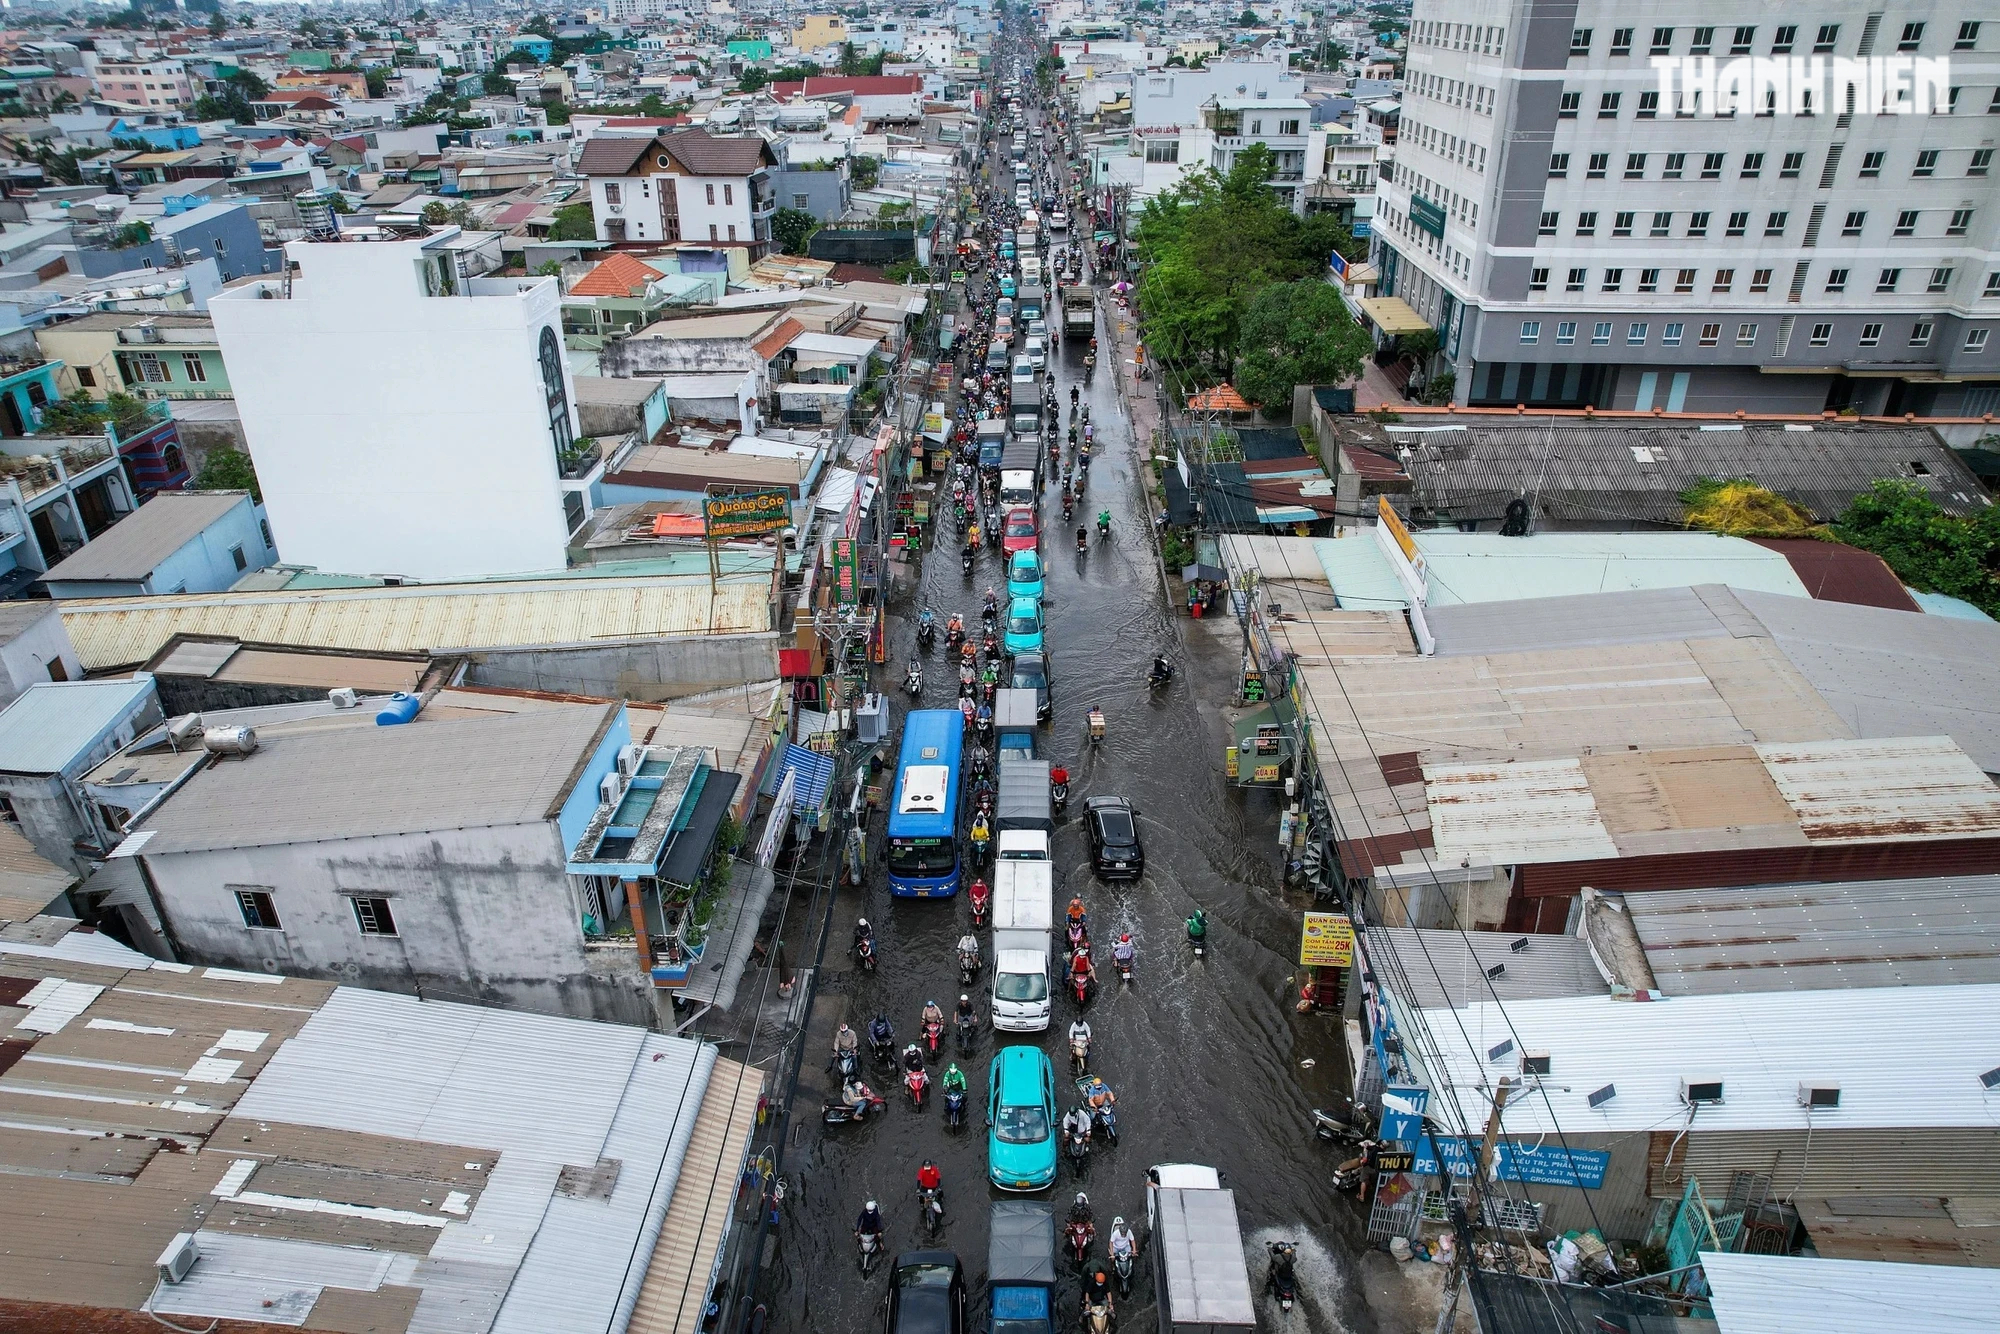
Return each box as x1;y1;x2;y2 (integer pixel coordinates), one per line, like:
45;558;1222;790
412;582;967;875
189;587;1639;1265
990;828;1053;1032
1145;1164;1258;1334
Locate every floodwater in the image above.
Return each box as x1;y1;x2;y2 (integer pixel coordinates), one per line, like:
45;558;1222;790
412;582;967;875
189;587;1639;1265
757;47;1378;1334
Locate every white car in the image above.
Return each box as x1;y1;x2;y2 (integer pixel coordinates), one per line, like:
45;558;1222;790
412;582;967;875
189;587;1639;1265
1049;210;1069;232
1027;318;1049;340
1011;354;1035;381
1015;188;1032;209
1025;336;1047;370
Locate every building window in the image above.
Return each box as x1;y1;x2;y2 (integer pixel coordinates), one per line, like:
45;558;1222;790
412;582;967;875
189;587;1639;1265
1878;268;1902;292
1772;25;1797;54
1699;323;1722;346
1519;321;1540;344
1815;23;1840;52
1662;322;1684;346
1929;268;1954;292
351;896;398;935
1663;152;1685;179
1730;25;1756;54
1986;273;2000;297
181;353;207;383
1611;28;1633;55
1860;151;1886;177
1675;268;1697;293
1842;210;1866;236
1650;26;1673;54
1949;209;1974;236
1809;323;1833;347
1702;152;1725;179
1539;211;1559;235
1591;322;1612;345
1651;211;1672;237
723;183;733;206
1859;323;1882;346
1736;322;1758;346
1898;22;1924;52
1694;212;1717;237
1825;269;1849;293
1569;27;1592;55
539;326;573;461
1741;153;1764;177
1713;269;1735;293
1598;92;1621;117
0;794;14;824
229;543;246;571
1566;267;1586;291
1895;210;1920;236
76;367;95;388
1529;267;1549;292
1587;153;1608;178
1969;329;1993;354
132;353;168;383
1577;211;1598;236
1614;212;1636;237
260;520;272;548
1973;150;1994;176
1750;269;1774;294
1624;154;1646;179
793;193;809;209
1627;322;1649;345
709;225;719;240
1558;91;1579;118
1547;153;1569;177
1603;269;1624;291
1910;321;1934;346
605;182;621;205
705;182;715;205
1637;91;1659;117
1764;211;1788;236
728;224;737;241
1914;150;1939;177
1776;151;1803;178
1957;22;1982;50
1691;26;1714;55
235;889;281;930
1555;321;1577;345
1638;268;1660;292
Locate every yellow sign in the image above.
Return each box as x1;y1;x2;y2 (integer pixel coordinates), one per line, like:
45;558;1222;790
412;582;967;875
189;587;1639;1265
1253;764;1282;783
1377;495;1419;566
1225;745;1240;779
1300;912;1355;968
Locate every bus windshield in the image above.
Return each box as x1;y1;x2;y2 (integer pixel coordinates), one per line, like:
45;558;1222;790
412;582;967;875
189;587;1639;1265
888;837;957;876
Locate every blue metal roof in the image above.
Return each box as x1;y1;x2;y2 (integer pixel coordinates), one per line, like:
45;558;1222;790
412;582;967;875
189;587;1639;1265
0;679;155;775
779;743;835;812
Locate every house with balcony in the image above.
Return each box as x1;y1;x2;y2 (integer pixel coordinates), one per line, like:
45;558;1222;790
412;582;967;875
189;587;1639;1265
1202;94;1313;212
41;489;271;600
38;314;232;404
0;357;62;440
579;127;778;257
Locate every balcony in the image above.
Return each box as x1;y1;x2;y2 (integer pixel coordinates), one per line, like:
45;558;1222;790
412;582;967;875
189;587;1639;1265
3;441;117;502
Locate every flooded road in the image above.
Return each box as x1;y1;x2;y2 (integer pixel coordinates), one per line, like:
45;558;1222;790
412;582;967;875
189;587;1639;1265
757;56;1377;1334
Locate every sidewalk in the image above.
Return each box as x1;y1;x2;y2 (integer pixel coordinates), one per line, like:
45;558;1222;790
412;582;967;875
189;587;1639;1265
1352;358;1410;412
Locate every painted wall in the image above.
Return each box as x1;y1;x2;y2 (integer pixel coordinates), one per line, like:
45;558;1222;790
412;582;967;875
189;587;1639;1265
0;607;82;707
46;493;272;598
210;234;579;581
672;173;759;246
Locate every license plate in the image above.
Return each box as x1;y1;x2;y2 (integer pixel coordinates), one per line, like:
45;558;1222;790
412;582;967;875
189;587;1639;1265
1112;862;1126;869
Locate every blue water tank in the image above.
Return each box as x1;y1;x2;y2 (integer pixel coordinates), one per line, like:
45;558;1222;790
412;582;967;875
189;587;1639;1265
375;693;421;726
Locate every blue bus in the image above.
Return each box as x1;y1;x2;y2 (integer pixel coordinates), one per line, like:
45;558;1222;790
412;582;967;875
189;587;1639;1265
887;709;965;897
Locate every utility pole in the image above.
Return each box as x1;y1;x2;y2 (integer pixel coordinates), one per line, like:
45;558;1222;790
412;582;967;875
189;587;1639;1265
1434;1077;1515;1334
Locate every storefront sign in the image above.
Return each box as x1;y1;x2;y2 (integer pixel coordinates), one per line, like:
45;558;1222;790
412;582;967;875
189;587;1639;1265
704;487;791;539
1410;194;1447;238
1330;249;1349;280
1379;1085;1429;1142
832;537;860;608
1374;1151;1416;1173
1299;912;1355;968
1254;763;1282;783
1412;1137;1611;1190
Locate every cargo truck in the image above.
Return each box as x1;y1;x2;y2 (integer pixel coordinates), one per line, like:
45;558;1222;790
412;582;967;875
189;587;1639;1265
991;830;1053;1031
1060;286;1096;341
978;417;1009;473
999;439;1043;508
996;758;1054;837
989;1202;1058;1334
994;688;1039;763
1146;1164;1258;1334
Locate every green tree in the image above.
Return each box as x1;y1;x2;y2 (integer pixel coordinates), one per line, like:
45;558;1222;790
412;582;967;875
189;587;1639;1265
543;98;572;125
1833;480;2000;613
207;11;225;36
1239;8;1259;25
414;7;429;19
482;70;515;96
772;206;819;255
365;67;390;98
851;155;880;190
523;13;555;38
227;69;270;98
738;68;769;92
325;192;355;214
193;446;261;502
536;259;564;278
546;202;595;241
420;201;450;225
36;393;108;434
1231;279;1372;411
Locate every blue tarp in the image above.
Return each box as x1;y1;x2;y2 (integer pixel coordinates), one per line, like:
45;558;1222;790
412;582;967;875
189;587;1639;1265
779;743;835;813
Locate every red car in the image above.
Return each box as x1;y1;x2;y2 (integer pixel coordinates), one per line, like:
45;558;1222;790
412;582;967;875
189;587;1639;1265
1000;507;1040;555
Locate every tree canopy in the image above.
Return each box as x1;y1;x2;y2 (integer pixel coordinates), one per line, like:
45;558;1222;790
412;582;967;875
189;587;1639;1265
772;207;819;255
546;203;596;242
1231;280;1373;411
1833;480;2000;614
194;446;261;502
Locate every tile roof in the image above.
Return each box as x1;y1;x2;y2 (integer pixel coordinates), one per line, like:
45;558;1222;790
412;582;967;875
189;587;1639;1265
659;127;774;176
801;75;924;96
1748;537;1920;612
577;133;654;176
568;252;665;297
136;703;615;854
1187;383;1253;412
750;315;805;360
43;492;251;585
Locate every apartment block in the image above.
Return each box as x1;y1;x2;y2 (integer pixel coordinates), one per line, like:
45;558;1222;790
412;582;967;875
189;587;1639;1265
1375;3;2000;414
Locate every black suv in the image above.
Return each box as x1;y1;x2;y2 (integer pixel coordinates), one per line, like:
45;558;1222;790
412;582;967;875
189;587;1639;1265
1084;796;1143;880
884;1251;965;1334
1010;652;1052;720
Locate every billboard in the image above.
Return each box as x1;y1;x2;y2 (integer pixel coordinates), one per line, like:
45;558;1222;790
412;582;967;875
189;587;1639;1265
703;488;792;540
1299;912;1356;967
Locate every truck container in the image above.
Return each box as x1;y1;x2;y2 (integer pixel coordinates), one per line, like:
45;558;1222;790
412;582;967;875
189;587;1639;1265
999;440;1043;508
1145;1164;1257;1334
978;417;1009;471
992;838;1053;1031
1060;286;1096;341
1018;283;1046;323
996;758;1053;836
989;1201;1058;1334
994;688;1039;762
1010;381;1042;421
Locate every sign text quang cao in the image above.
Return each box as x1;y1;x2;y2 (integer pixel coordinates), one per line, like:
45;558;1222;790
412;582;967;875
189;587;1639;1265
703;488;792;540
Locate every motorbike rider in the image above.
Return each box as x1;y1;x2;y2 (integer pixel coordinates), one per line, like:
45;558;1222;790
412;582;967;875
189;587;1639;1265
1151;655;1172;684
901;1042;926;1075
921;998;945;1030
1081;1266;1114;1313
1187;908;1208;943
1075;524;1089;550
1085;1077;1117;1112
1068;1016;1092;1057
868;1012;894;1053
957;934;982;971
1108;1217;1137;1265
917;1158;943;1198
1112;932;1136;973
1066;895;1088;926
969;875;989;908
1097;509;1112;534
1064;1104;1095;1143
832;1023;860;1062
1068;1191;1095;1228
855;1199;885;1241
970;809;992;853
941;1061;968;1096
1071;945;1097;990
842;1074;875;1115
853;917;873;954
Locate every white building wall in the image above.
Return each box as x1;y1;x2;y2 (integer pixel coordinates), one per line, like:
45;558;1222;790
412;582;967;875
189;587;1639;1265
210;233;578;582
593;174;673;242
0;608;81;708
673;174;756;244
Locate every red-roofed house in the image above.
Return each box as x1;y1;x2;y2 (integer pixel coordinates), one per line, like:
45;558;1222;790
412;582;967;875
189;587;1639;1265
569;253;667;298
800;75;923;121
577;128;779;255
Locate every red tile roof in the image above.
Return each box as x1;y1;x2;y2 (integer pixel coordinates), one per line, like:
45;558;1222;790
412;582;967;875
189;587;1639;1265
751;316;805;361
768;81;807;103
1186;384;1253;412
604;116;691;127
1749;538;1923;612
801;75;923;96
570;252;667;298
577;134;655;176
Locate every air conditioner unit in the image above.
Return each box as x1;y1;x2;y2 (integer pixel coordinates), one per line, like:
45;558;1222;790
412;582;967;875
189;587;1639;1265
1681;1076;1725;1105
156;1232;200;1284
1521;1050;1551;1077
600;773;624;805
1798;1081;1841;1110
328;687;359;709
616;745;642;776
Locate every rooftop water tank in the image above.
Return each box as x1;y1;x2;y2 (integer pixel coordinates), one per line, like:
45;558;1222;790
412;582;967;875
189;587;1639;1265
201;726;258;756
375;692;421;726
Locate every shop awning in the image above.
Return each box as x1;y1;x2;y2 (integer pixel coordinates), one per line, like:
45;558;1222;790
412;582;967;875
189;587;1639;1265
1358;295;1430;335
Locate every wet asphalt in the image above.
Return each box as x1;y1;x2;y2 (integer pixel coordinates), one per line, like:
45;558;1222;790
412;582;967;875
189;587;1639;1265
755;42;1378;1334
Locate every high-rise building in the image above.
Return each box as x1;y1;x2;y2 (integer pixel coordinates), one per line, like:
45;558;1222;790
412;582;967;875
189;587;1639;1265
1375;5;2000;415
211;227;594;582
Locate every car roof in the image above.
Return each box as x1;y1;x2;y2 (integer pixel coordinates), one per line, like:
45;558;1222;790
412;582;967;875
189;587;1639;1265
1009;595;1038;612
1086;795;1133;812
992;1044;1050;1088
894;1249;962;1270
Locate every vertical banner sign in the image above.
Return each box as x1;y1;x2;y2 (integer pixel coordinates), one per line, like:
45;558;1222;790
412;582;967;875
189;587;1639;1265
1299;912;1356;967
832;537;859;609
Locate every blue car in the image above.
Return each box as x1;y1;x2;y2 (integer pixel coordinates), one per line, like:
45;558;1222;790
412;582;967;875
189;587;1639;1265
987;1046;1058;1191
1007;549;1044;603
1003;596;1043;656
1000;275;1018;298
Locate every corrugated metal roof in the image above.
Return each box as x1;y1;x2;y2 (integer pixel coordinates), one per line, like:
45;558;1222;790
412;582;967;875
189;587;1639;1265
1368;928;1605;1009
0;678;155;774
1424;757;1621;865
42;492;251;585
1622;876;2000;994
1702;1251;2000;1334
1428;585;1742;655
0;821;76;908
1756;737;2000;843
628;1059;762;1334
1418;983;2000;1135
136;703;614;854
58;574;774;671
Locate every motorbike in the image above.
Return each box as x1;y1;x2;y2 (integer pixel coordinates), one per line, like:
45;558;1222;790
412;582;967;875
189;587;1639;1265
956;1011;978;1056
1187;913;1208;959
920;1186;946;1238
1062;494;1074;521
982;630;1000;659
982;597;999;625
1267;1241;1299;1313
1148;661;1175;690
959;946;981;986
1112;1246;1135;1297
960;659;978;688
1313;1105;1374;1147
1075;530;1088;555
1065;919;1088;954
857;1228;883;1275
1087;707;1106;749
1083;1300;1112;1334
1092;1102;1119;1147
1097;513;1110;540
959;678;977;702
1084;353;1096;379
923;1019;945;1060
961;546;975;577
976;706;994;741
944;1086;967;1127
856;937;878;974
917;611;936;653
1113;949;1134;986
1065;1122;1091;1172
1052;776;1069;812
1070;966;1091;1007
825;1085;886;1125
1070;1032;1090;1077
869;1028;895;1066
832;1047;859;1082
970;879;990;928
905;658;924;697
946;621;965;651
905;1065;932;1111
1332;1141;1376;1193
1064;1218;1095;1265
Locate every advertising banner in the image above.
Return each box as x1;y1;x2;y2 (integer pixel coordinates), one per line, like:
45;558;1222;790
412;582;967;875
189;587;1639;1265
1299;912;1356;967
704;488;791;539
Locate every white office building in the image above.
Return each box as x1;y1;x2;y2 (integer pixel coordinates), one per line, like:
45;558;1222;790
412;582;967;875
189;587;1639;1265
211;227;593;582
1377;3;2000;414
